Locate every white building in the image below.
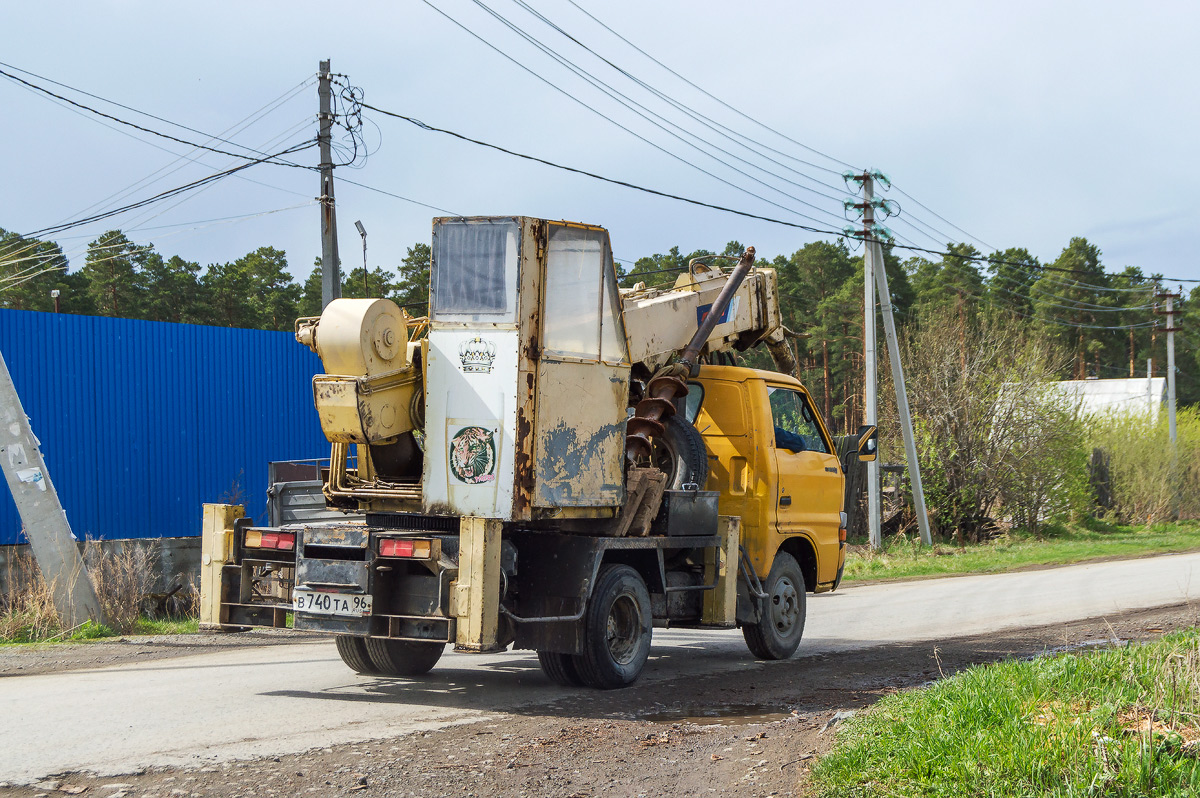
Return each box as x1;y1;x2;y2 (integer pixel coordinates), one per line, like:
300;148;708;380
1047;377;1166;421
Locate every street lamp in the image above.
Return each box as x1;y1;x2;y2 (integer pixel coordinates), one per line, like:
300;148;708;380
49;289;60;313
354;221;368;297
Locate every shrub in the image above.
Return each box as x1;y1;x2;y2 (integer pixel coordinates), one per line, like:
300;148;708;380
994;386;1093;536
1089;407;1200;523
880;307;1083;541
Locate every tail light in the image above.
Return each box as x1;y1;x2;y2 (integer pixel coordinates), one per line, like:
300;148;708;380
245;530;295;550
379;538;433;559
839;527;847;544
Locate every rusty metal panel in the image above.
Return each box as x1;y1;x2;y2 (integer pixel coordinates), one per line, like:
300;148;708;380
620;269;778;369
0;309;328;544
512;219;544;521
267;480;351;527
532;360;628;508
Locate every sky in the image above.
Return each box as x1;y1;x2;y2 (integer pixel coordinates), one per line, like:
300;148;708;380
3;0;1199;291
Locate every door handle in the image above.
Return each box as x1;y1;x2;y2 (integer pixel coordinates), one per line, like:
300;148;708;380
780;495;792;506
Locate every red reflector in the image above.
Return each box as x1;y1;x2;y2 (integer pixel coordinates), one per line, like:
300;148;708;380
252;531;295;550
839;527;847;543
380;538;415;558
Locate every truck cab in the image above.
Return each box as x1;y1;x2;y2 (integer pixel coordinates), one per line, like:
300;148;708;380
691;366;846;595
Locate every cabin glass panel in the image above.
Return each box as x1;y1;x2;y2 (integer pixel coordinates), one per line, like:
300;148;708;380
431;219;519;322
543;225;604;360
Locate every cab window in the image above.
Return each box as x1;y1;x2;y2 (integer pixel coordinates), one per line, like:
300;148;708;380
683;382;704;425
767;387;830;454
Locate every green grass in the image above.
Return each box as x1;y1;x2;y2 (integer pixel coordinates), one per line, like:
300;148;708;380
132;616;199;635
843;520;1200;583
811;630;1200;797
0;615;198;645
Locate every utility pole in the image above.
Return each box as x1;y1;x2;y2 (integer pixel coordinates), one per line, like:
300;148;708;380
860;176;881;549
50;289;60;313
318;60;341;310
870;233;934;547
1157;290;1180;519
846;170;933;547
1156;290;1179;445
0;351;105;630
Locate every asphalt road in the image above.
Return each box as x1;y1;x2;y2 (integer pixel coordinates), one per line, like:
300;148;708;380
4;551;1198;786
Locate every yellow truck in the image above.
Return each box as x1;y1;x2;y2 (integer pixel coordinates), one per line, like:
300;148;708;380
200;216;875;688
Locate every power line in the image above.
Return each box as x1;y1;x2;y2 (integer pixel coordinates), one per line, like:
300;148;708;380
336;176;462;216
508;0;850;199
0;66;316;170
20;140;317;240
362;102;844;236
361;102;1200;287
64;92;315;225
0;60;315;169
418;0;842;230
112;118;316;234
560;0;854;174
531;1;971;252
888;183;997;253
466;0;850;223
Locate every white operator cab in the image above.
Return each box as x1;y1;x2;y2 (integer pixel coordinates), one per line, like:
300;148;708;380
423;217;631;522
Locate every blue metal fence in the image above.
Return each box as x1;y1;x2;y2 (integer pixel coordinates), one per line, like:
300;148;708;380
0;309;329;544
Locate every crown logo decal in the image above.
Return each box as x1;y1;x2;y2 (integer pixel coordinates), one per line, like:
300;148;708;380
458;336;497;373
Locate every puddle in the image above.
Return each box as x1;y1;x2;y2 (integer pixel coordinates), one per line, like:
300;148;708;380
640;704;792;726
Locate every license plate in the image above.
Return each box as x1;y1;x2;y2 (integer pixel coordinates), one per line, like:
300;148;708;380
293;589;373;617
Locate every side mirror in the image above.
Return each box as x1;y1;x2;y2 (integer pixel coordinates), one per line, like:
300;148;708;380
856;425;878;462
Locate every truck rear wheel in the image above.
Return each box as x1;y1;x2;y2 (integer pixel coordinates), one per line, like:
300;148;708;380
364;638;445;676
576;564;653;689
537;650;584;687
335;635;381;675
742;552;807;660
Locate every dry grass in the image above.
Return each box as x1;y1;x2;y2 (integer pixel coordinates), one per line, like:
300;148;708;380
84;540;158;635
0;551;60;642
2;540;184;641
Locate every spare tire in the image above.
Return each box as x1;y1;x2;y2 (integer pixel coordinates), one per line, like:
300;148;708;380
651;415;709;490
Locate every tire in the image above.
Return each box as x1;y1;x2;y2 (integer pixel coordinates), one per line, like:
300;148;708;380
575;564;653;689
537;650;585;687
651;415;709;490
364;637;445;676
742;552;807;660
335;635;381;675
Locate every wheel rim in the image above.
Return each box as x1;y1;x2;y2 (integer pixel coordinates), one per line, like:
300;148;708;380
650;435;680;486
770;576;800;635
605;594;642;665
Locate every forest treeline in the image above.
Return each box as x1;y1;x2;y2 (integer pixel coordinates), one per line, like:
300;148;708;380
3;225;1197;435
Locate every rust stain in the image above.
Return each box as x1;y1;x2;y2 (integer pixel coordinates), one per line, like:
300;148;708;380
513;408;534;517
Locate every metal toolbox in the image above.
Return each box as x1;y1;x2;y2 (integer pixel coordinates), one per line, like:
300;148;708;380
656;489;720;537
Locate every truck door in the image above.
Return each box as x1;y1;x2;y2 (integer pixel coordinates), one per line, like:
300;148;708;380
767;385;843;553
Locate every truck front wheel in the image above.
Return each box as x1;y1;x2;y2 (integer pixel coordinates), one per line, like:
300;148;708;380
576;564;653;689
364;638;445;676
741;552;807;660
